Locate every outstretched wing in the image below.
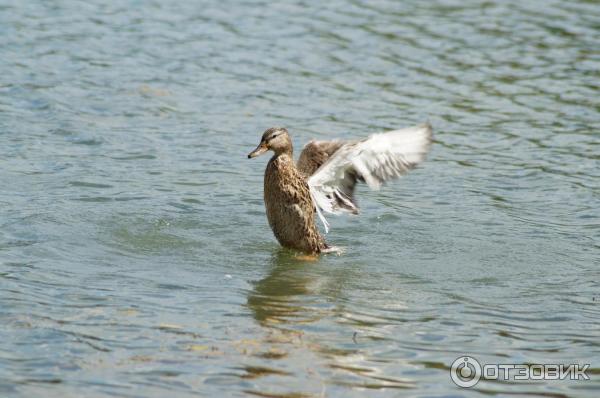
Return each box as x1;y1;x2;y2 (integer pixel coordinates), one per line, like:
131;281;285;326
297;140;346;177
308;123;433;232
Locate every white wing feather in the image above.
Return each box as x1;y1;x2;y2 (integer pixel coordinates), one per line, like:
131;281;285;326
308;123;432;232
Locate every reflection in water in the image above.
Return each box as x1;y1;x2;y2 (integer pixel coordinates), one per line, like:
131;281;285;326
247;249;326;327
245;250;415;393
243;249;334;397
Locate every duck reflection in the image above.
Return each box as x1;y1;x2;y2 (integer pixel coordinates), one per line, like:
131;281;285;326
244;250;415;391
247;248;331;327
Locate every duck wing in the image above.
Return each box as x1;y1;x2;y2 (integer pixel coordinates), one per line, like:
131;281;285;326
297;139;346;177
308;123;433;232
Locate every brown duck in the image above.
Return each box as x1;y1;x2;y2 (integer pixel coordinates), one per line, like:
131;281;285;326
248;123;433;255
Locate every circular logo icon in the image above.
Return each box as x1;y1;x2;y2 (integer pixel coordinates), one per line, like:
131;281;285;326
450;356;482;388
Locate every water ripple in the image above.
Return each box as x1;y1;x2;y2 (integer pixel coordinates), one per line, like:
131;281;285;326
1;0;599;397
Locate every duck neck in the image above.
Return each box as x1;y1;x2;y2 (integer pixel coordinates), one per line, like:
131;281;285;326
273;146;293;159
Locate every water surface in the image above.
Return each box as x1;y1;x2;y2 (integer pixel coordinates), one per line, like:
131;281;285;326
1;0;599;397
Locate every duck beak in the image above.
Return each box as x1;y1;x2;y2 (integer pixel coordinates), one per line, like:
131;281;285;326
248;142;268;158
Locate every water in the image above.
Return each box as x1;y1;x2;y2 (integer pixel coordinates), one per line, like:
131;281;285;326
1;0;599;396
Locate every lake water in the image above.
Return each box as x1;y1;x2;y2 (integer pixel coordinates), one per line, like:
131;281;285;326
1;1;599;397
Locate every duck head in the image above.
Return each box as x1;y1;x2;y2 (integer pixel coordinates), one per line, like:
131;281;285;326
248;127;293;158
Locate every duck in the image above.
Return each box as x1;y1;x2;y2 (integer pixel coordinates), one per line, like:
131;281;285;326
248;123;433;255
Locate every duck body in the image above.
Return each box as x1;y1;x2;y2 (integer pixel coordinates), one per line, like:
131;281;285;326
248;124;433;255
263;153;327;254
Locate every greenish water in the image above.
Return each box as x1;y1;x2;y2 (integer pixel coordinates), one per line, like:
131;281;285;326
1;1;599;397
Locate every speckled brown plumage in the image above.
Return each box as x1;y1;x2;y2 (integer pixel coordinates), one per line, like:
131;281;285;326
248;124;433;255
297;140;345;177
263;153;327;254
247;127;338;254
